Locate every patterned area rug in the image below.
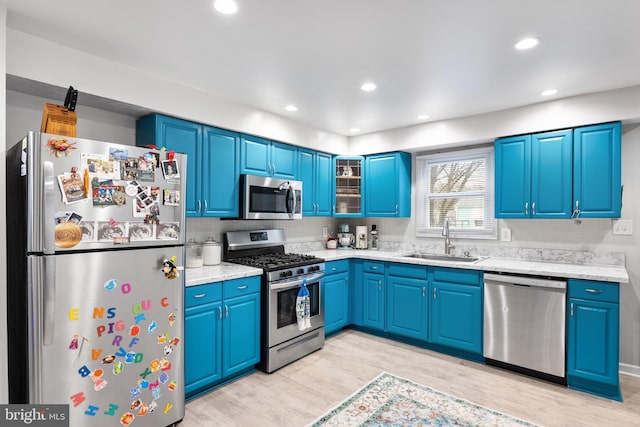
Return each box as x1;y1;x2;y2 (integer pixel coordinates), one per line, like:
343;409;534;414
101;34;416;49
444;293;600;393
309;372;538;426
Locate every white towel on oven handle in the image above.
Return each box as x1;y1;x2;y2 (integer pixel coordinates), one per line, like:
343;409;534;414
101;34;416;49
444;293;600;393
296;280;310;330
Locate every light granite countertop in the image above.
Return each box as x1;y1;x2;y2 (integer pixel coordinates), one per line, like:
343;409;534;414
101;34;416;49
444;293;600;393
185;262;262;287
185;249;629;287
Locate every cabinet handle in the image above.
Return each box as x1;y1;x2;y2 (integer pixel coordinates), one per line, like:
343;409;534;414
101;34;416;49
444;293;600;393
197;200;202;213
225;305;229;318
378;280;382;291
203;199;208;213
193;293;206;299
572;200;581;218
218;306;222;320
433;288;437;299
585;288;603;294
570;302;574;317
371;266;378;270
532;202;536;216
237;285;248;290
422;287;426;297
331;267;337;271
525;202;528;215
395;204;398;214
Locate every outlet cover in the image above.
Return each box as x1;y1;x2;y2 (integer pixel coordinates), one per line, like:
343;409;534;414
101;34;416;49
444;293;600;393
500;227;512;242
322;226;329;238
613;219;633;235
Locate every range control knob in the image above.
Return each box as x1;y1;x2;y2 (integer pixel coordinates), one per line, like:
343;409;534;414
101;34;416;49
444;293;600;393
297;268;305;274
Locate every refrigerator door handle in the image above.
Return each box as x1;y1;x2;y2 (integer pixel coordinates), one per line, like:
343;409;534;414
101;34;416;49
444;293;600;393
42;160;56;254
43;256;56;346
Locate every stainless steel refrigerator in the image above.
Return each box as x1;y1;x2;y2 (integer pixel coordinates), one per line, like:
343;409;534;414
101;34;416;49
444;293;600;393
6;132;187;427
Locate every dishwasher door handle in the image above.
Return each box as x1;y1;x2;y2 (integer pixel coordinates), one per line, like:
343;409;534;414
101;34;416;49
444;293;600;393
484;273;566;290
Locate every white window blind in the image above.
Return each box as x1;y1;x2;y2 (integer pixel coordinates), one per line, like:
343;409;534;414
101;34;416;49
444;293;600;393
416;147;496;239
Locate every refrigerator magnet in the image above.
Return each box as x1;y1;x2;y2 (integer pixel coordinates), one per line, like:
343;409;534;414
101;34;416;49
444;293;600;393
54;222;83;248
163;189;180;206
58;173;88;204
47;137;76;157
161;159;179;180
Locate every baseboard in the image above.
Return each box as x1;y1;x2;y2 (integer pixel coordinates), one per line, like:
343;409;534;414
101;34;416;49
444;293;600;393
620;363;640;378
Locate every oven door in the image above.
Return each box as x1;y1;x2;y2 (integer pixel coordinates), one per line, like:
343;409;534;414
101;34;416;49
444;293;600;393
268;272;324;347
243;174;302;220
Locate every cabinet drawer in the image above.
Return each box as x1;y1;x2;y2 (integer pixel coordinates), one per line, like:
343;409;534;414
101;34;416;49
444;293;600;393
432;267;481;286
223;276;261;299
326;260;349;275
185;282;222;308
363;261;385;274
388;263;427;280
568;279;619;303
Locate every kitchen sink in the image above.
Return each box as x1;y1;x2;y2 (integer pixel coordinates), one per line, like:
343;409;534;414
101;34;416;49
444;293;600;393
401;253;487;263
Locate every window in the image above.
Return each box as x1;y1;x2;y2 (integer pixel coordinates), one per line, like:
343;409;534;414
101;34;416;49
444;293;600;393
416;146;496;239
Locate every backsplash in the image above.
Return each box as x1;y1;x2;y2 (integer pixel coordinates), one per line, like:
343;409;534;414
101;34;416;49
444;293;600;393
187;216;626;267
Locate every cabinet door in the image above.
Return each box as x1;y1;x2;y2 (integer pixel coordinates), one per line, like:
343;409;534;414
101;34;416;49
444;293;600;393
365;152;411;217
271;142;297;179
222;292;260;378
530;130;573;218
495;135;531;218
567;298;620;399
298;149;316;216
203;127;240;217
152;116;202;217
362;272;385;330
334;157;364;217
386;276;428;340
324;272;349;334
185;302;222;396
573;122;621;218
240;135;271;176
315;152;334;216
430;282;482;354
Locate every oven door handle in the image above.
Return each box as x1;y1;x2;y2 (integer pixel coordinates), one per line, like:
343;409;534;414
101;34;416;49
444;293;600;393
270;272;324;291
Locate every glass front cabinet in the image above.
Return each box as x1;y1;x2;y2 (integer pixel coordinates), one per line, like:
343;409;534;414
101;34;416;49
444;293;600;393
334;156;364;217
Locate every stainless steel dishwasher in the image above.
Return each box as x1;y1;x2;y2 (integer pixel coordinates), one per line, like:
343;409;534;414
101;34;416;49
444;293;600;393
483;272;567;382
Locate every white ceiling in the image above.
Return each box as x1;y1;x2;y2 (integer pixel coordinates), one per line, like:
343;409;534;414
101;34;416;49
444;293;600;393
4;0;640;136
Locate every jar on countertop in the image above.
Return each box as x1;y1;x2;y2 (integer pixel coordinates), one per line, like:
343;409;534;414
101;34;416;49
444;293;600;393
202;237;222;265
186;238;204;268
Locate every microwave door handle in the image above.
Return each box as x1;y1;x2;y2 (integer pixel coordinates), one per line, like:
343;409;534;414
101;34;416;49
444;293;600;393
286;185;295;216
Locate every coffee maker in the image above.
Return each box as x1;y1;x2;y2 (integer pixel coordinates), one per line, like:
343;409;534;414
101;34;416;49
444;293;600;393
337;223;354;249
355;226;368;249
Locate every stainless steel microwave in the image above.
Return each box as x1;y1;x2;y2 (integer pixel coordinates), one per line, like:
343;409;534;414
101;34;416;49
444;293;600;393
242;174;302;220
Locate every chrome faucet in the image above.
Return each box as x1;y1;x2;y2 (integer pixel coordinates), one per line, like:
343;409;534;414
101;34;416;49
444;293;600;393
442;218;454;255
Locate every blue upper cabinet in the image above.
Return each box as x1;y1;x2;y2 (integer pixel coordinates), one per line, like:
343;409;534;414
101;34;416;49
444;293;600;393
137;115;240;218
203;126;241;217
530;130;573;218
365;152;411;217
495;130;572;218
240;135;297;179
573;122;622;218
334;157;364;217
495;134;531;218
298;149;333;216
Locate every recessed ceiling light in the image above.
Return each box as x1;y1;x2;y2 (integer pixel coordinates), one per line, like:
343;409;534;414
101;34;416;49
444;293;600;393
515;37;539;50
214;0;238;14
360;82;377;92
540;89;558;96
417;114;430;120
350;128;361;133
284;105;298;112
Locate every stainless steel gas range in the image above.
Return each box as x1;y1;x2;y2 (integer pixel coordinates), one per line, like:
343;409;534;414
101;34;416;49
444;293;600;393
224;229;325;373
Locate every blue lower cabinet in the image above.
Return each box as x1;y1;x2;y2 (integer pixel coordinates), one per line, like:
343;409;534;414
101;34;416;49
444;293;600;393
386;276;428;341
567;279;621;400
324;260;350;335
185;277;260;398
429;268;482;355
363;272;385;331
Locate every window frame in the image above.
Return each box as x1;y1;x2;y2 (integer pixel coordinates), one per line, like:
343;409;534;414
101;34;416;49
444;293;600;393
415;146;497;240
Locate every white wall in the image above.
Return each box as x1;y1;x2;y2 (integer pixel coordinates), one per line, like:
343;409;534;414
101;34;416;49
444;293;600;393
6;29;348;154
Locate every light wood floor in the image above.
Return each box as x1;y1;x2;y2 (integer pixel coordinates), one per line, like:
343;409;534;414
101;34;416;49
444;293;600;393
184;329;640;426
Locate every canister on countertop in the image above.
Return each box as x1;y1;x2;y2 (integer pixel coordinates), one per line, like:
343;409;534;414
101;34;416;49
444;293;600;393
186;238;204;268
203;237;222;265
